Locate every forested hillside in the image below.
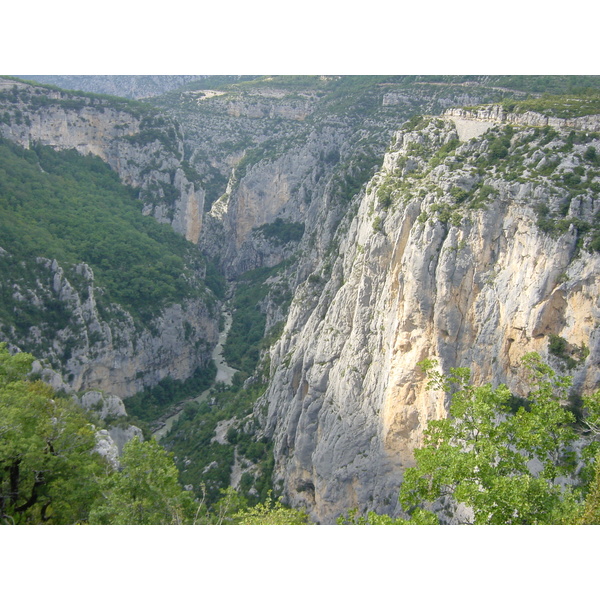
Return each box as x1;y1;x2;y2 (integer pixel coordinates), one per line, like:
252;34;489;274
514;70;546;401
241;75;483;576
0;137;200;323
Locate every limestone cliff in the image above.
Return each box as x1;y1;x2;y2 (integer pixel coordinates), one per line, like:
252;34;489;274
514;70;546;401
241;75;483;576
256;113;600;523
0;78;204;243
3;256;218;398
446;105;600;136
201;126;354;276
5;75;600;522
153;76;524;277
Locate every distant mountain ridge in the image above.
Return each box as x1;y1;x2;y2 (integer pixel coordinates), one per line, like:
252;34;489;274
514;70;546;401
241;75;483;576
15;75;209;99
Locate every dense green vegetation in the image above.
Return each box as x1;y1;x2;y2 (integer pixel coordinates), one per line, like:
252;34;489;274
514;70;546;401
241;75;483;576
501;94;600;119
0;344;108;524
0;343;196;524
490;75;600;95
548;334;589;370
0;344;307;524
256;218;305;245
88;436;197;525
231;490;309;524
162;375;274;506
395;355;600;524
0;137;205;323
222;265;285;378
123;362;216;424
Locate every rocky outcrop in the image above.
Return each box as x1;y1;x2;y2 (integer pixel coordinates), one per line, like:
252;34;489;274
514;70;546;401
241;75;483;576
78;390;128;421
257;116;600;523
2;256;218;398
446;105;600;137
94;430;122;470
224;97;314;121
78;390;144;458
106;425;144;455
28;360;143;464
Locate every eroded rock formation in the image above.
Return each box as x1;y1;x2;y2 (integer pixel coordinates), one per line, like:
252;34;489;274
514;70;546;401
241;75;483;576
256;115;600;522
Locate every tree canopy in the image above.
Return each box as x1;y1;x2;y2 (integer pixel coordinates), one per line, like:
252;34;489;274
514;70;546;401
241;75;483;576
8;339;600;525
89;436;197;525
397;353;600;525
0;344;199;524
0;344;107;524
0;344;310;525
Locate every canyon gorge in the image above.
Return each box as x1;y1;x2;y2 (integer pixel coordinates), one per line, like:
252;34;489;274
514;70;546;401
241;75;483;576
1;75;599;522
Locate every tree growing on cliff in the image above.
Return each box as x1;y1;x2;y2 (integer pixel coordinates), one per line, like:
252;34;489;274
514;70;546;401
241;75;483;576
398;353;600;525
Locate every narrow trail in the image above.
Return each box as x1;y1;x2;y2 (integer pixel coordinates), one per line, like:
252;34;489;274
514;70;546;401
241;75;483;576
153;302;237;441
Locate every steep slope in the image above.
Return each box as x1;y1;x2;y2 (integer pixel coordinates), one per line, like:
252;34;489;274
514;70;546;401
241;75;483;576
4;75;600;522
150;77;600;516
151;76;529;278
256;109;600;523
0;77;204;242
0;78;218;397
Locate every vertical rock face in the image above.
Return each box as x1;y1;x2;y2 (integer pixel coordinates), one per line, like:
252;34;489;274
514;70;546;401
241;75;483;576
4;76;600;521
446;105;600;133
202;130;344;276
258;115;600;523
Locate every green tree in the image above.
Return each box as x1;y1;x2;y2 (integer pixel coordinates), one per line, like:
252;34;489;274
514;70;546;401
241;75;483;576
336;507;437;525
398;353;596;525
576;450;600;524
233;491;310;525
208;486;249;524
574;390;600;523
89;436;196;525
0;344;107;524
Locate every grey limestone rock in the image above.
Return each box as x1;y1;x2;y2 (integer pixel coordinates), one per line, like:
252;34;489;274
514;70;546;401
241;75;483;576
256;116;600;523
